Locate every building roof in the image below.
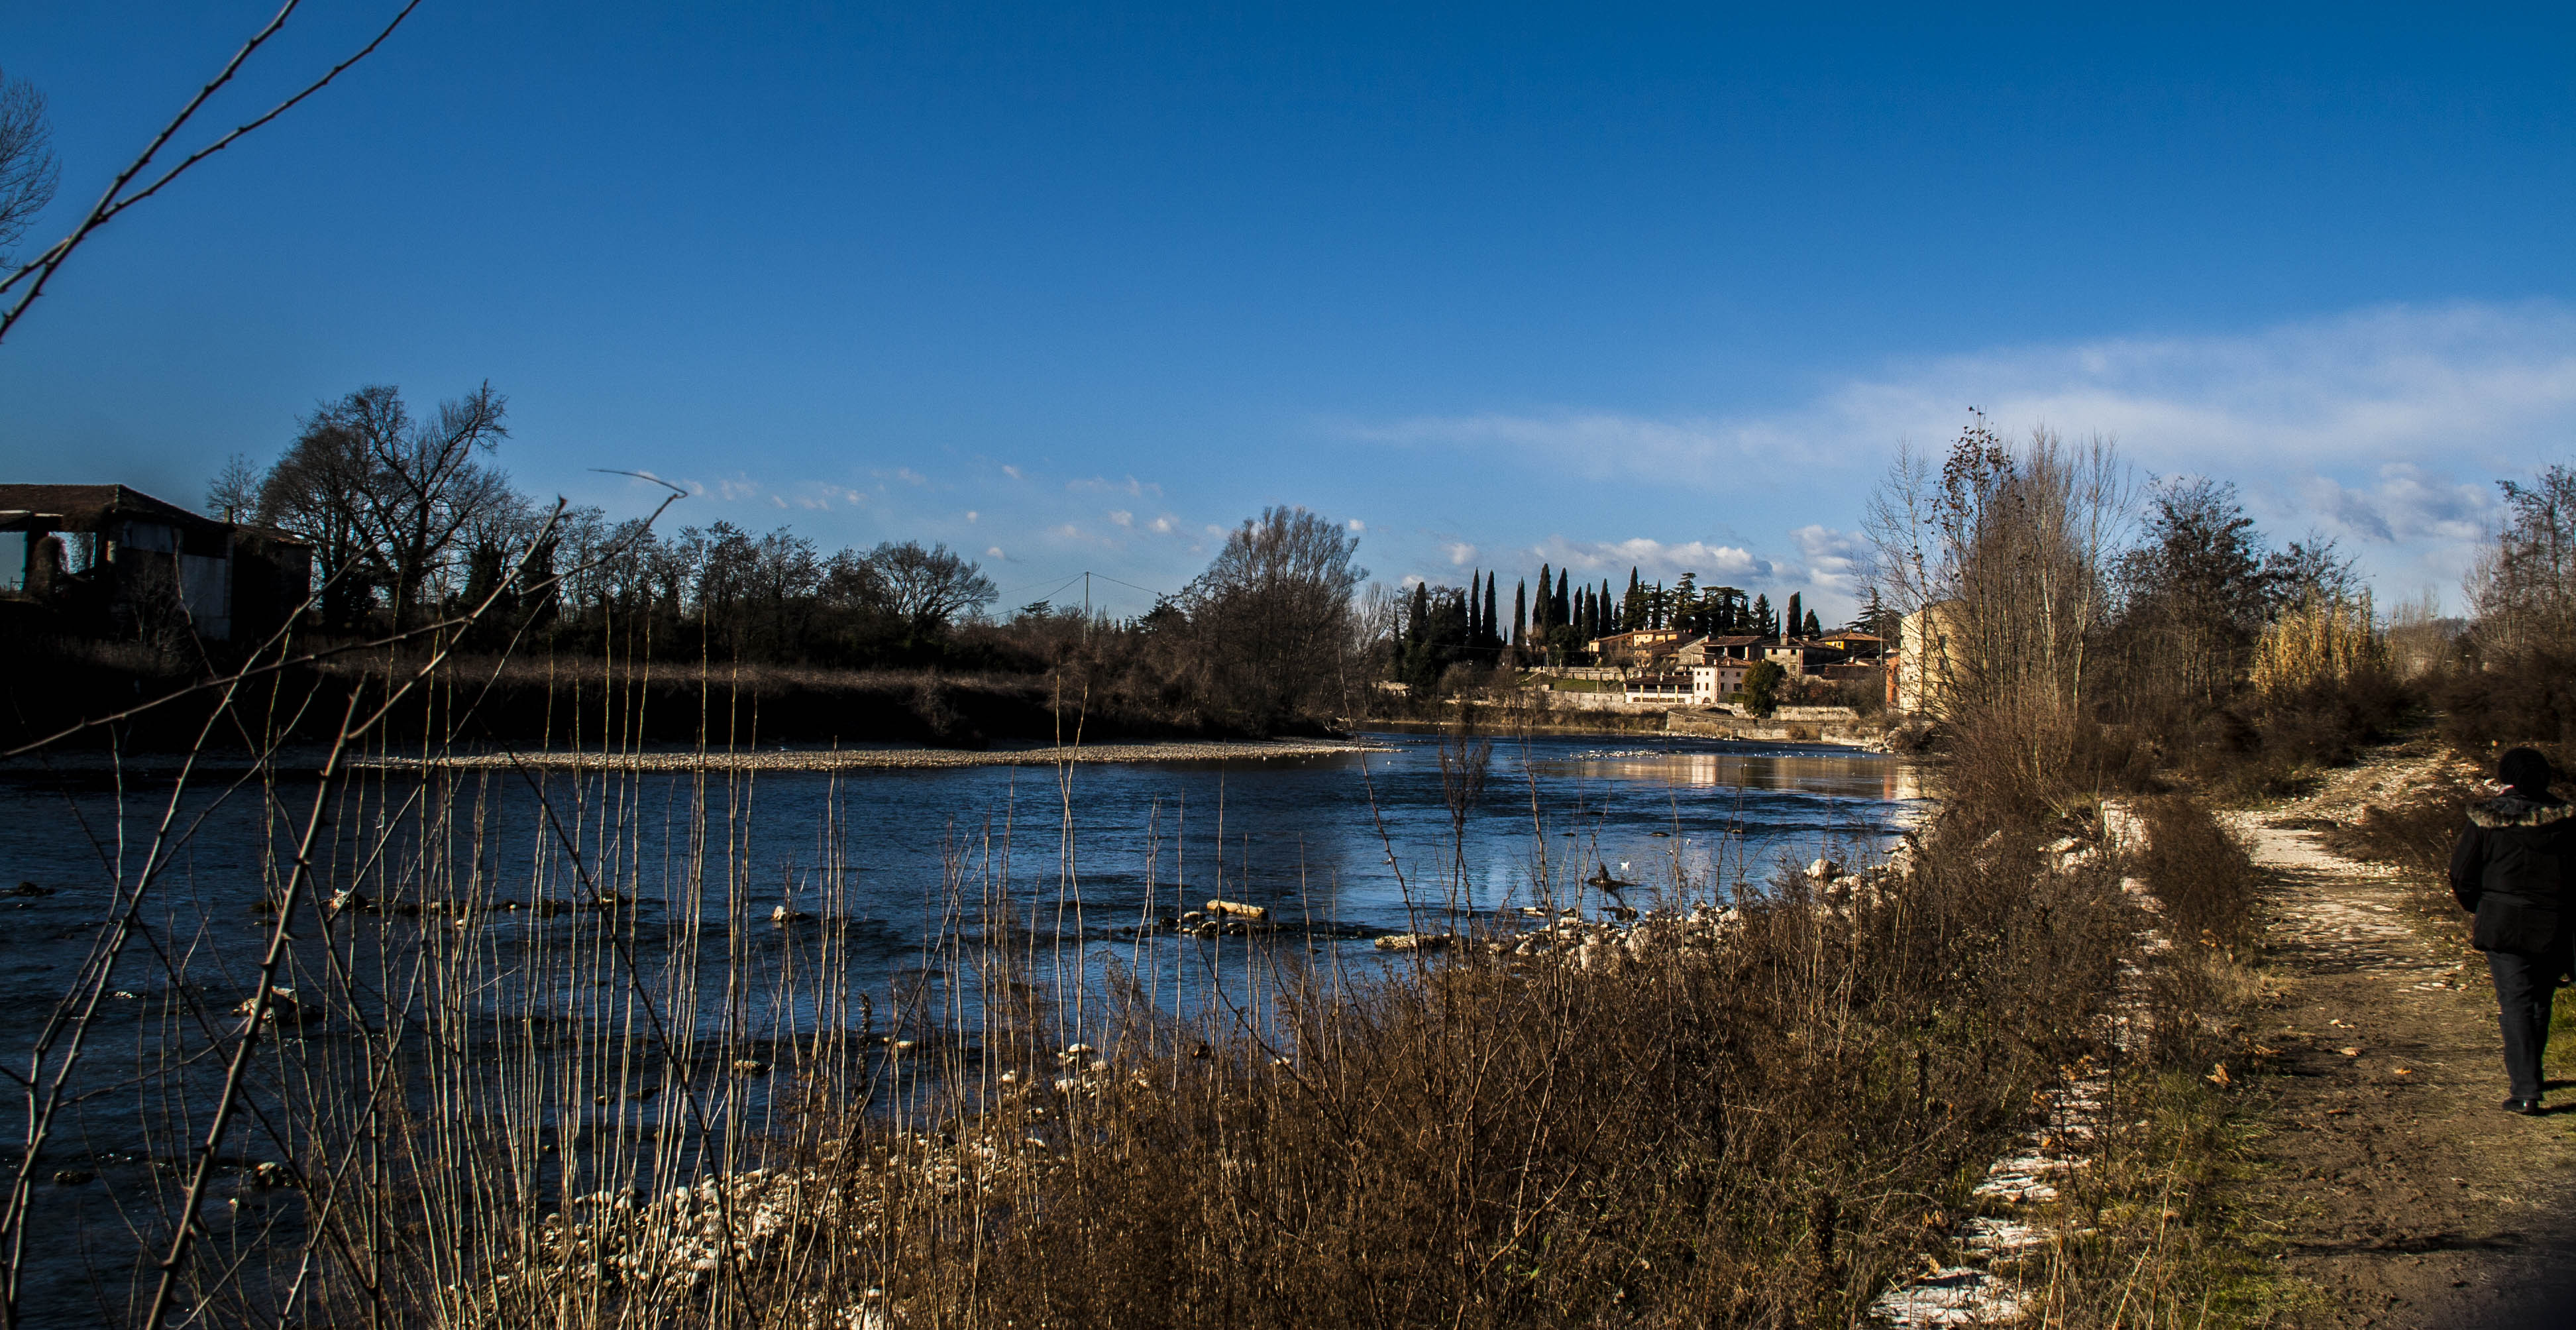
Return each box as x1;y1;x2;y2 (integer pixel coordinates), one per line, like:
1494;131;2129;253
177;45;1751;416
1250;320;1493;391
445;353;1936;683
0;484;223;535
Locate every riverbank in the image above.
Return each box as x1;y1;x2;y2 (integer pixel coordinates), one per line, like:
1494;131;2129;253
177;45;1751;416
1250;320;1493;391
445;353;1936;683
357;737;1395;772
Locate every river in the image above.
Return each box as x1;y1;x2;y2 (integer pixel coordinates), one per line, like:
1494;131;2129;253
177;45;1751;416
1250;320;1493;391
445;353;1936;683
0;730;1917;1322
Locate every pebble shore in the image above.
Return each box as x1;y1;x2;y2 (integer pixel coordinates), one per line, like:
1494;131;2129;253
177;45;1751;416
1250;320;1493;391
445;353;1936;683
355;739;1395;773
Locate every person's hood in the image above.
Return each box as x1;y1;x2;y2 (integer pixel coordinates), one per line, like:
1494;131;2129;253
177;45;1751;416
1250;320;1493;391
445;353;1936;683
2470;791;2575;829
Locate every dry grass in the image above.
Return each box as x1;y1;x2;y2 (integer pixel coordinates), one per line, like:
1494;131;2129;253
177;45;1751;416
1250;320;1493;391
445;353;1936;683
0;639;2286;1327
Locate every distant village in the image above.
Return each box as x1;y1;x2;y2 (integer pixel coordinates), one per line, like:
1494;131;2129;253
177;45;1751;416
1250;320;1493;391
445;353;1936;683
1377;563;1919;722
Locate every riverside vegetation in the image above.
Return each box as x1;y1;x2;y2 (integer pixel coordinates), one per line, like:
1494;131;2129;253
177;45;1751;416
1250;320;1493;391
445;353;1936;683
9;419;2574;1326
0;648;2277;1328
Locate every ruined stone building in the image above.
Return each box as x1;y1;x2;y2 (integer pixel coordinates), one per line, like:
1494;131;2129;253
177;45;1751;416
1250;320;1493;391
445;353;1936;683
0;484;311;646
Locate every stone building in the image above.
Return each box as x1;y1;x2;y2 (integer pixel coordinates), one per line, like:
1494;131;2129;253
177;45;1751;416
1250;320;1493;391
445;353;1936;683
0;484;311;644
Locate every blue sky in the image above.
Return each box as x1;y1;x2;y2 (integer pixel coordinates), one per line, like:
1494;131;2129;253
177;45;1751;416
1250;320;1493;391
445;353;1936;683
3;3;2571;619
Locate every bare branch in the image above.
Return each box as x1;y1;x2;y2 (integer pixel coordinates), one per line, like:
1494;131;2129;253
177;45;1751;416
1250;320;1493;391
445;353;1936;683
0;0;423;345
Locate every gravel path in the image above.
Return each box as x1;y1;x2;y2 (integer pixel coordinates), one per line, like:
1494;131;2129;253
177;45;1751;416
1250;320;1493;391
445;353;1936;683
355;739;1395;773
2227;742;2576;1328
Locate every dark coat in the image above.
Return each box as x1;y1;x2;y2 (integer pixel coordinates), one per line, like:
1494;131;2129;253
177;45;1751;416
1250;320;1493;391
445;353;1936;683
2450;791;2576;953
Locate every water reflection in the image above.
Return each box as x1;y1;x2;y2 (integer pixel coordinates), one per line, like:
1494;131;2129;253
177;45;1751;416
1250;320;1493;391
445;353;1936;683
1531;746;1927;804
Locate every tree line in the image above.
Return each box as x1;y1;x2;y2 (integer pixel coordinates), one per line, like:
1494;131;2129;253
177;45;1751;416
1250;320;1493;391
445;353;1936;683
212;382;1012;666
207;384;1373;732
1862;411;2404;790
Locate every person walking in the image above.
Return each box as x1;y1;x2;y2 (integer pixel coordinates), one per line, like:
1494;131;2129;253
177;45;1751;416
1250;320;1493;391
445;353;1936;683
2451;747;2576;1114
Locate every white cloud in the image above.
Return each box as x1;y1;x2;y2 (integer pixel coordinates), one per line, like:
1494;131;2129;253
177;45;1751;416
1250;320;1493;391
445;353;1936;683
1347;518;1366;532
789;483;866;510
1354;304;2576;489
1350;300;2576;612
1002;465;1023;480
1148;514;1176;534
986;545;1005;559
1784;525;1871;604
1444;541;1477;566
1530;535;1772;583
1071;474;1162;498
965;510;979;523
1110;510;1134;527
2292;464;2493;546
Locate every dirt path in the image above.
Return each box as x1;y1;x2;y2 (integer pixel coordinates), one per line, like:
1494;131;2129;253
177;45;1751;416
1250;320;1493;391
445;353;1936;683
2228;742;2576;1327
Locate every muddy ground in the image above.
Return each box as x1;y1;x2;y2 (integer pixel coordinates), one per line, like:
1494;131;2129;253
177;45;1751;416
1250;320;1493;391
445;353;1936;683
2228;740;2576;1327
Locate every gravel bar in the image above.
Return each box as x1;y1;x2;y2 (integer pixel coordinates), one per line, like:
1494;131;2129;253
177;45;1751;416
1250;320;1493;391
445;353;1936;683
356;740;1397;773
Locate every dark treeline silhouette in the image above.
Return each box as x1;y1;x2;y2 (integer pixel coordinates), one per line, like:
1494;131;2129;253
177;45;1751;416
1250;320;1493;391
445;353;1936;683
0;385;1379;746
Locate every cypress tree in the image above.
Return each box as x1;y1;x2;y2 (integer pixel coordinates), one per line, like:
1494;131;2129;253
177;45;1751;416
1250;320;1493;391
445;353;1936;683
1786;593;1803;641
1410;581;1430;645
1803;608;1823;637
1468;571;1483;641
1483;575;1499;649
1513;580;1527;645
1536;563;1553;630
1554;570;1570;630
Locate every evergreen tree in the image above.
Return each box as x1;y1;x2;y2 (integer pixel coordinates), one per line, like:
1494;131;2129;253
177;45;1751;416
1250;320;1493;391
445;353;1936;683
1554;570;1570;629
1409;581;1430;646
1845;585;1891;638
1468;571;1484;641
1599;581;1611;638
1803;608;1823;637
1752;592;1777;639
1483;575;1499;649
1536;563;1553;630
1513;579;1527;645
1785;593;1803;641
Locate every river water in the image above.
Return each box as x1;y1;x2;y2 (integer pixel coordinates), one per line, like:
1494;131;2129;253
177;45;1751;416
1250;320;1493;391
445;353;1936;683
0;731;1921;1028
0;730;1918;1321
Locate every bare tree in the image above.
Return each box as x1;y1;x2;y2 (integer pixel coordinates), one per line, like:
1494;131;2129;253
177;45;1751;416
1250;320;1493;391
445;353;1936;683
203;453;263;524
256;382;516;629
0;69;57;260
1867;412;2130;726
0;1;425;347
2468;463;2576;659
1183;506;1366;731
258;410;379;628
867;541;997;640
350;382;512;626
